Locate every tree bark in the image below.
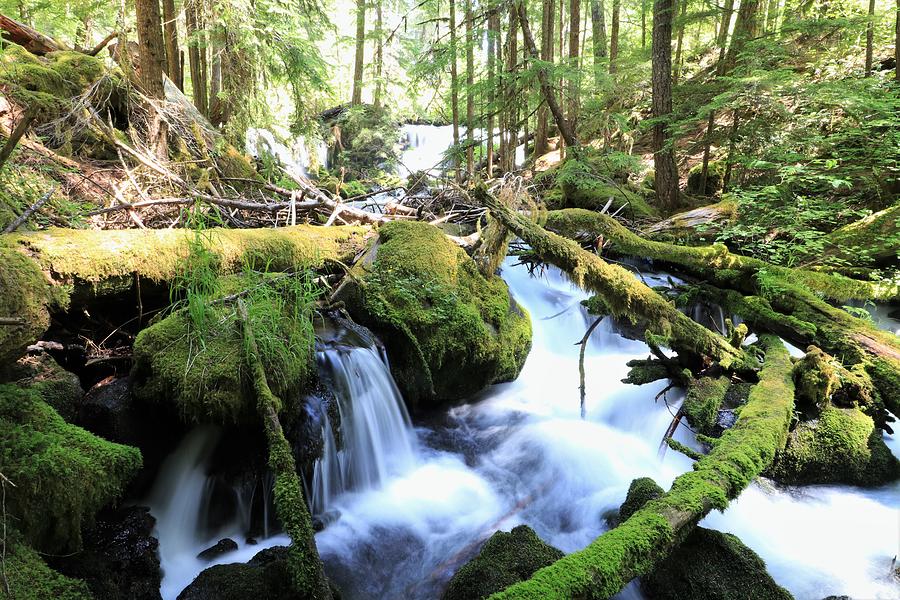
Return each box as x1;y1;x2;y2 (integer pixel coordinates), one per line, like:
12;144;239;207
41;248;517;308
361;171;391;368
374;0;384;108
466;0;475;179
185;0;207;116
724;0;761;70
134;0;168;159
865;0;875;77
651;0;679;210
609;0;620;73
0;13;65;54
161;0;181;89
534;0;556;157
590;0;607;86
351;0;366;105
487;8;499;178
567;0;581;135
505;4;518;173
517;1;578;148
673;0;687;84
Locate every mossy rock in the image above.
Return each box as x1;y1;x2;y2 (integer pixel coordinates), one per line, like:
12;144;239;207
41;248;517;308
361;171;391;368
769;406;900;487
1;352;83;421
618;477;664;522
442;525;564;600
686;161;726;197
132;283;315;424
0;246;60;365
4;533;93;600
556;157;657;219
642;527;793;600
178;546;295;600
0;383;142;553
335;221;532;408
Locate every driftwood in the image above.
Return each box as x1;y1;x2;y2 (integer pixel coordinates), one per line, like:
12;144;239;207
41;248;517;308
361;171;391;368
0;107;36;171
0;13;65;54
491;336;795;599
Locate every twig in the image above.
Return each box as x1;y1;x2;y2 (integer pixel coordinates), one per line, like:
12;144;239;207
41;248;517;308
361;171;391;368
576;317;605;419
3;187;55;233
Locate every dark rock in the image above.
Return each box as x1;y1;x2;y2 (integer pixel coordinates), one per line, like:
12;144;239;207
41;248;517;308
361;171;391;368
642;527;792;600
177;546;295;600
197;538;238;561
1;352;83;421
618;477;664;522
442;525;563;600
50;505;162;600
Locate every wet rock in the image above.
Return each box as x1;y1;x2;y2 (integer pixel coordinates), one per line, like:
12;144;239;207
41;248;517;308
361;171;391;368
442;525;563;600
50;506;162;600
618;477;664;522
177;546;294;600
642;527;792;600
1;352;82;421
197;538;238;561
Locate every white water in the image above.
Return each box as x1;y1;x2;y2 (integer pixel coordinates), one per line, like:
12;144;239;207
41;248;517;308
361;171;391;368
245;127;328;178
311;345;417;515
148;257;900;598
398;124;526;178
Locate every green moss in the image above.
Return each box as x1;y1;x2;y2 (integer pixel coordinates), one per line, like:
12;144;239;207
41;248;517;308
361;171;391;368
444;526;565;600
338;221;532;407
1;353;83;421
618;477;664;521
822;203;900;267
642;527;792;600
214;142;261;179
682;376;730;434
0;384;141;553
770;406;900;486
4;534;92;600
132;277;315;424
0;246;56;364
556;157;657;219
622;359;672;385
685;161;726;197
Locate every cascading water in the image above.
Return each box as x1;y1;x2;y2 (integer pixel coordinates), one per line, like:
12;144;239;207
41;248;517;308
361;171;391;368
245;127;328;178
311;344;417;515
397;124;527;178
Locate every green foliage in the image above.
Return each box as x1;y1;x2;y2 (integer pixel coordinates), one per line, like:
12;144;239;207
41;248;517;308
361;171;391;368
330;105;401;179
552;150;657;219
3;533;92;600
0;384;141;553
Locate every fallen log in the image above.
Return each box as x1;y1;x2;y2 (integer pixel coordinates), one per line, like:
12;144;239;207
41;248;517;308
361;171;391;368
0;13;65;54
237;299;332;599
491;335;795;599
475;188;751;371
544;208;898;302
0;224;369;363
0;106;36;172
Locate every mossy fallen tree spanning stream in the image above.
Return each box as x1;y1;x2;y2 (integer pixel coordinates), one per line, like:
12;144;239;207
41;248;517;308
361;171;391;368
0;224;369;363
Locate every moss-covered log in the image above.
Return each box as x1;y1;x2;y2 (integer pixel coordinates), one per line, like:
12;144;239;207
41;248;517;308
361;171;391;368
237;299;332;599
819;203;900;268
490;336;794;599
476;189;750;371
544;208;897;302
0;224;368;363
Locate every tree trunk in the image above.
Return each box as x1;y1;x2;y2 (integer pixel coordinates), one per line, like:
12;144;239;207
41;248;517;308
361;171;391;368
642;0;647;48
504;4;519;173
466;0;475;179
651;0;679;210
865;0;875;77
724;0;761;70
450;0;461;180
896;0;899;82
610;0;620;73
567;0;581;136
134;0;168;159
351;0;366;105
161;0;181;90
673;0;687;84
374;0;384;108
717;0;735;52
487;8;499;178
534;0;556;157
185;0;208;116
764;0;780;31
590;0;607;86
517;1;578;148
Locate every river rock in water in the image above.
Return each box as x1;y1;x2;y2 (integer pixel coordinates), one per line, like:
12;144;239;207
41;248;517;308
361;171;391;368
177;546;294;600
197;538;238;561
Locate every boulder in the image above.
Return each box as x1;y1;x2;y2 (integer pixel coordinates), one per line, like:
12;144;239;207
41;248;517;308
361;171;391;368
177;546;295;600
197;538;239;561
334;221;532;408
51;506;162;600
442;525;564;600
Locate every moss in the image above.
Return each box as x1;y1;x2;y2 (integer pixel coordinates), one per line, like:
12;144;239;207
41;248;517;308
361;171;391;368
666;438;704;461
822;203;900;267
685;161;726;197
178;547;294;600
556;157;657;219
618;477;664;521
4;534;92;600
488;336;794;600
443;526;565;600
0;384;142;553
642;527;792;600
214;142;261;180
682;376;731;434
544;208;898;303
132;277;315;424
769;406;900;486
0;246;58;364
1;353;83;421
337;221;532;407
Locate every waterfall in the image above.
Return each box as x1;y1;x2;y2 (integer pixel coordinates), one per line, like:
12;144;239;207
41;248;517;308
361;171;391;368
245;127;327;178
397;124;527;179
311;345;417;515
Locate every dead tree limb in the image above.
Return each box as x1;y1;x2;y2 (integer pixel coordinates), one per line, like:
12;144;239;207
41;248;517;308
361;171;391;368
0;107;36;172
491;336;794;599
3;187;54;234
0;13;65;54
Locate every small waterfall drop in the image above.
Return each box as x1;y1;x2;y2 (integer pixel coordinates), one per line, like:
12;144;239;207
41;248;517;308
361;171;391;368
312;344;417;515
246;127;328;178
